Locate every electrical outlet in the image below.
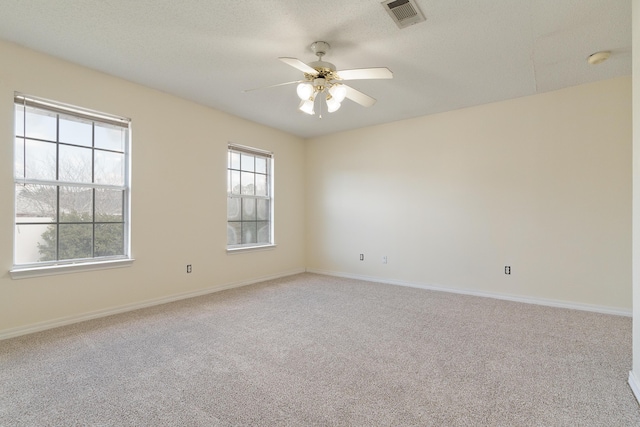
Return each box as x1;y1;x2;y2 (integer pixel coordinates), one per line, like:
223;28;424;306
360;254;364;261
187;264;192;273
382;256;388;264
505;266;511;275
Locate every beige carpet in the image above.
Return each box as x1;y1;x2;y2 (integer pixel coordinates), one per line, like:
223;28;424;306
1;273;638;426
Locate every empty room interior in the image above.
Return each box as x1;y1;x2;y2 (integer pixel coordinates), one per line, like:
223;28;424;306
2;0;640;425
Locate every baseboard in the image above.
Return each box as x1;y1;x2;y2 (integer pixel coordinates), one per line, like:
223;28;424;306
629;371;640;405
2;267;629;340
0;268;306;341
306;268;632;317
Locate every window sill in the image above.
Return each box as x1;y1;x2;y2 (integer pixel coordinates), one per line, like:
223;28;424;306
10;258;135;280
226;244;276;254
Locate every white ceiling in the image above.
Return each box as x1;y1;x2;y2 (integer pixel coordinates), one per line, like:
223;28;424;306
0;0;631;139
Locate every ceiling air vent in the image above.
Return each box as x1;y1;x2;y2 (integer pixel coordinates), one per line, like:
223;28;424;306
381;0;425;29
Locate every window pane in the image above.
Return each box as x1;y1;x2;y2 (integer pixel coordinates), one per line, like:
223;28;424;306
25;107;56;141
230;152;240;170
25;139;56;180
16;184;56;223
95;223;124;257
230;170;240;195
15;223;56;264
59;145;92;183
14;138;24;178
242;198;256;221
257;222;270;244
257;199;269;221
255;157;267;174
241;154;254;172
59;115;92;147
95;150;125;185
242;222;257;244
255;174;267;196
227;197;241;221
227;222;241;245
58;224;93;260
96;189;123;222
15;105;25;137
59;186;93;223
241;172;255;195
95;123;125;152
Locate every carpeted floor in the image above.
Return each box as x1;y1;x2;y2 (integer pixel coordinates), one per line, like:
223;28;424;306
1;273;639;426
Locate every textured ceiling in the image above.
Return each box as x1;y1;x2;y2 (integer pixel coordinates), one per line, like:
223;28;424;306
0;0;631;138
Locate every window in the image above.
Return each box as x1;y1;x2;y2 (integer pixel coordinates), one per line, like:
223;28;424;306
227;144;273;249
13;94;131;270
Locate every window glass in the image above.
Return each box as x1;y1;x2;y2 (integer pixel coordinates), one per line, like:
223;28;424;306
95;150;125;185
25;107;56;141
59;115;92;147
95;123;126;151
15;105;25;137
15;224;56;264
240;154;254;172
95;223;124;257
58;224;93;259
59;186;93;222
59;145;93;183
95;189;123;222
15;184;57;223
25;139;56;180
241;171;255;195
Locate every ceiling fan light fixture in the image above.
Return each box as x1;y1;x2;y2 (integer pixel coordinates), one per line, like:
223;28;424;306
326;95;341;113
296;82;314;100
329;84;347;103
299;97;315;115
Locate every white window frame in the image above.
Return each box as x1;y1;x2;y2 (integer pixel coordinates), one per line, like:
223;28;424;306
10;94;133;278
226;143;275;252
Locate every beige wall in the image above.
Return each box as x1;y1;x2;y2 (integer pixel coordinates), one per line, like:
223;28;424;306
0;38;632;338
0;40;306;335
306;76;631;311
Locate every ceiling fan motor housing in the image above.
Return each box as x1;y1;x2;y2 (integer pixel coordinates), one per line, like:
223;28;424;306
308;42;336;79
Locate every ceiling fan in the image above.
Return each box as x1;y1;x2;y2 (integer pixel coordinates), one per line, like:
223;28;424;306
244;41;393;116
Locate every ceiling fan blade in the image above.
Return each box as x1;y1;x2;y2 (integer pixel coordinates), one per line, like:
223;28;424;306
337;67;393;80
242;80;302;93
343;85;377;107
278;57;319;75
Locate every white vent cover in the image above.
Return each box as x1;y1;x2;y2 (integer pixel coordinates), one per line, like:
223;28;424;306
381;0;426;29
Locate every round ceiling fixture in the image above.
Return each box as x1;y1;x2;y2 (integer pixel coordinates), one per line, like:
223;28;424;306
587;51;611;65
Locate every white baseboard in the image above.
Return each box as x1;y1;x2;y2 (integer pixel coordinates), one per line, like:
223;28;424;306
2;267;630;341
629;371;640;405
306;268;632;317
0;268;306;341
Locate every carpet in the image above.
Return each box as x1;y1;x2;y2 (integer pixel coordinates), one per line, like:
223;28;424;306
1;273;638;426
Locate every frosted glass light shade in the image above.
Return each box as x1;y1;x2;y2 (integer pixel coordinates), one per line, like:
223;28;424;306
299;98;315;115
329;84;347;103
296;83;314;100
326;96;341;113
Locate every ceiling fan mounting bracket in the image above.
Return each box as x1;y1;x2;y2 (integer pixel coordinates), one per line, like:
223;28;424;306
310;41;330;59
